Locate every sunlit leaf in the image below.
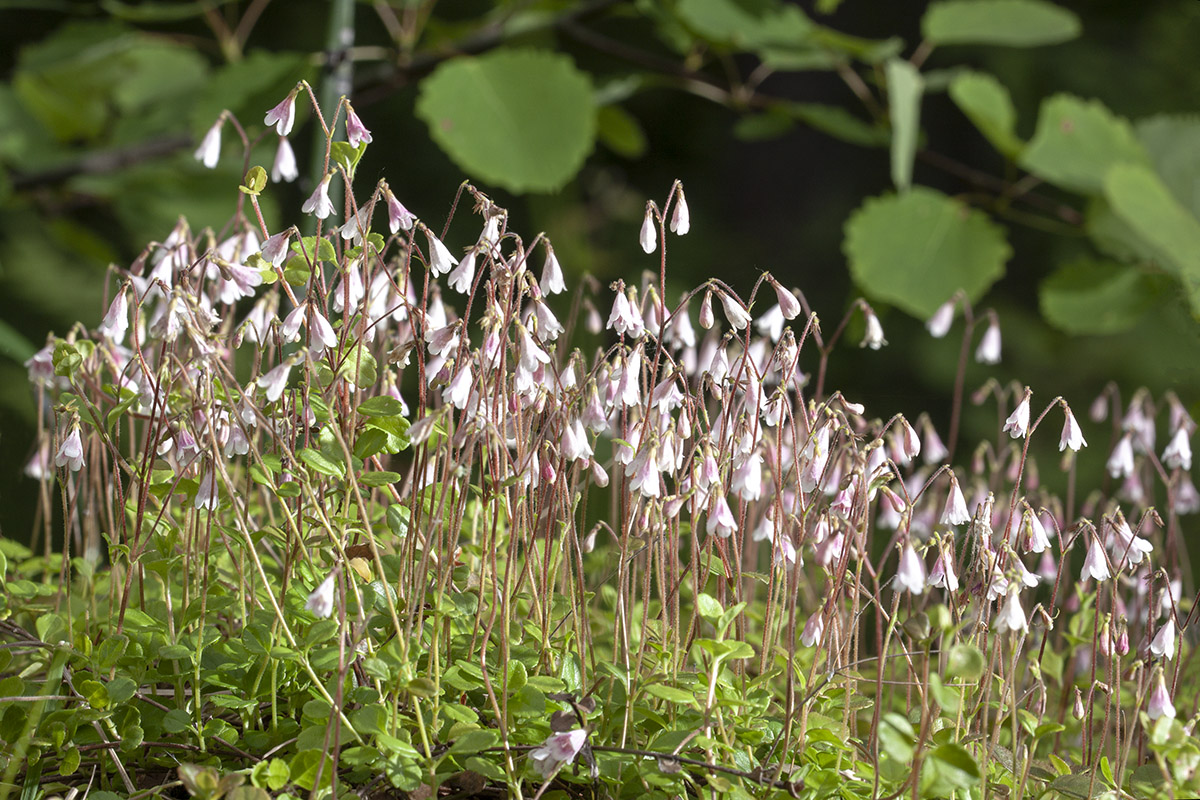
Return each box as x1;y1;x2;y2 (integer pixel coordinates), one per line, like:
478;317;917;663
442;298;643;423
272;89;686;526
844;187;1010;318
416;49;595;193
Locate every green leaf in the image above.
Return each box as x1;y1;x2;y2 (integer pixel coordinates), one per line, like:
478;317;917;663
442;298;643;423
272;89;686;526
843;187;1011;318
878;712;915;762
1039;258;1164;334
696;593;723;621
787;102;889;147
596;105;647;158
929;743;981;786
448;729;499;755
922;0;1081;47
1020;94;1148;194
644;684;697;705
676;0;815;50
359;471;401;487
298;447;344;479
240;166;268;196
885;59;923;191
357;396;406;418
163;708;193;734
948;71;1022;158
330;140;368;179
945;643;985;680
1136;114;1200;219
416;49;595;193
1104;163;1200;314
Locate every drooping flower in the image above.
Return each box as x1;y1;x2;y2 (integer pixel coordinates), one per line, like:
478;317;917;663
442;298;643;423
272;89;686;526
698;290;714;329
195;467;218;510
941;473;971;526
706;492;738;538
1060;407;1087;452
922;420;949;465
385;189;415;233
271;136;298;183
771;279;801;320
1081;534;1111;583
1004;392;1031;439
895;543;926;595
302;174;335;219
639;208;657;254
995;587;1028;634
529;729;588;779
100;288;129;344
257;360;295;403
443;363;473;409
800;611;824;647
262;230;292;267
861;308;886;350
975;319;1002;364
927;546;959;592
541;246;566;295
731;452;763;501
927;300;955;338
305;573;336;619
1147;670;1176;720
345;105;373;148
308;307;338;357
670;189;690;235
718;291;751;330
1150;618;1176;661
1107;433;1135;479
1163;427;1192;471
194;119;223;169
264;90;297;136
55;428;85;472
448;250;477;294
425;229;459;277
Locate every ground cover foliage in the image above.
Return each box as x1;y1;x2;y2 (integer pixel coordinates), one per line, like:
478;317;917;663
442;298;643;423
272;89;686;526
3;80;1200;800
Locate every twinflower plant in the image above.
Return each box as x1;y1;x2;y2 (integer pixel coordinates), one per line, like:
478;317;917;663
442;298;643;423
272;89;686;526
3;85;1199;800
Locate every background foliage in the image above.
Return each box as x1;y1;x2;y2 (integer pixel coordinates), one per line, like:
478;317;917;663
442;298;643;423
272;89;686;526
3;0;1200;541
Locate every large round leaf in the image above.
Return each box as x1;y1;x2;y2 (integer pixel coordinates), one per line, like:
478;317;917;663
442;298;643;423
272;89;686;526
1019;94;1148;194
1039;258;1164;335
416;49;595;193
921;0;1080;47
844;188;1010;318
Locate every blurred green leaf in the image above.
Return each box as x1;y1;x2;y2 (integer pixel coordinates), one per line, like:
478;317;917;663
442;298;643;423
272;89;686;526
922;0;1081;47
101;0;235;21
945;643;985;679
787;102;888;147
1136;114;1200;218
676;0;815;50
1104;163;1200;315
844;187;1010;318
1020;94;1148;194
1040;258;1164;335
886;59;923;191
416;49;595;193
595;105;646;158
948;70;1022;158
